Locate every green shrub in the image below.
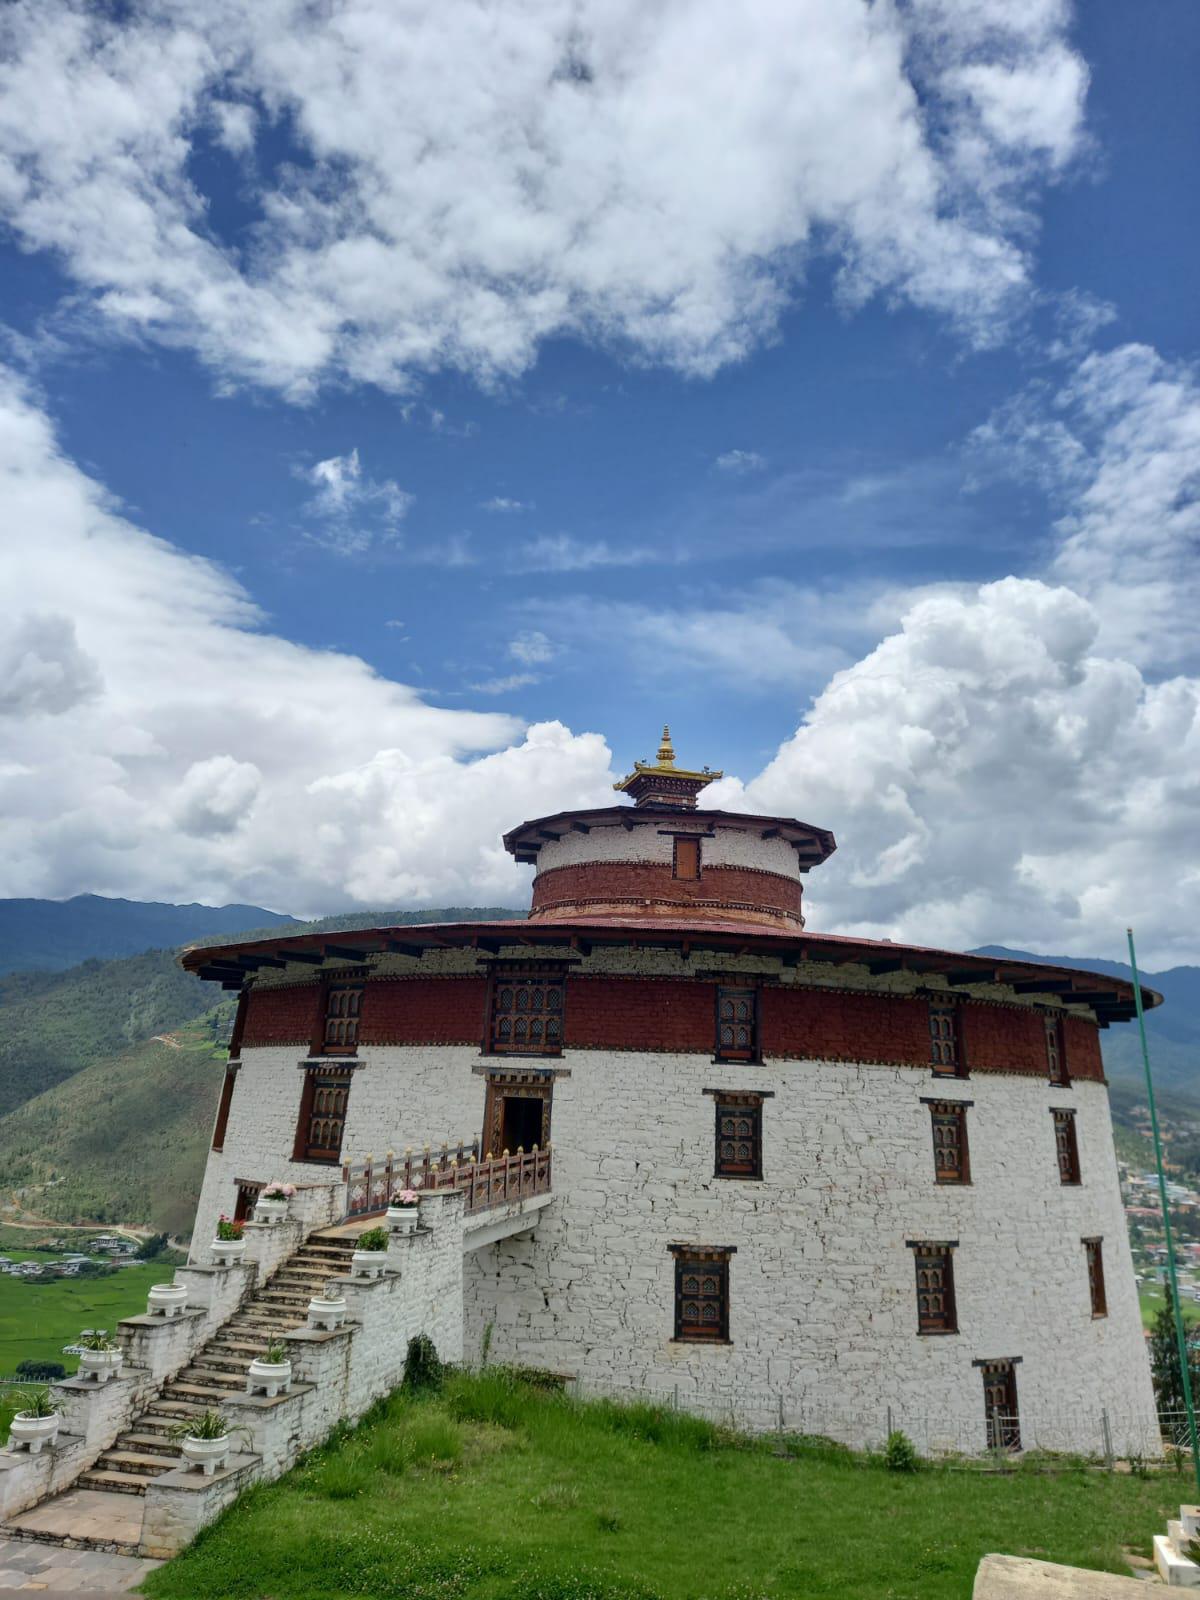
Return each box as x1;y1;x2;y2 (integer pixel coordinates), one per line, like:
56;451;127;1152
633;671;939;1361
16;1359;65;1381
403;1332;444;1393
884;1429;920;1472
591;1398;722;1452
356;1226;389;1252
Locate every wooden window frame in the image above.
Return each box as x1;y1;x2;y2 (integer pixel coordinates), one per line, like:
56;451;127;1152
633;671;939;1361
481;1069;554;1157
670;1245;734;1344
314;979;363;1057
484;964;566;1057
922;1098;972;1185
907;1240;958;1335
1084;1237;1107;1318
1045;1015;1070;1086
673;835;702;881
714;985;759;1063
1052;1107;1082;1185
928;1000;965;1077
292;1062;355;1165
711;1092;765;1181
210;1065;238;1152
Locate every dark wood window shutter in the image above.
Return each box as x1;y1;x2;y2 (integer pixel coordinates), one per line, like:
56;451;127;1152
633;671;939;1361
1084;1238;1107;1317
1052;1109;1081;1184
671;1246;732;1343
979;1360;1021;1451
1045;1016;1069;1085
924;1099;971;1184
928;1002;963;1075
488;967;565;1056
293;1064;353;1163
716;987;758;1061
909;1241;958;1334
322;983;363;1055
714;1094;764;1179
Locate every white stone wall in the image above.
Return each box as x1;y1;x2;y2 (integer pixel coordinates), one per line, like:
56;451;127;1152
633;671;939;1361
194;968;1155;1457
534;819;800;880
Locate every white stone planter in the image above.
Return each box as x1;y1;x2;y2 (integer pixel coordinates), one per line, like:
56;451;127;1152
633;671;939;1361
246;1357;292;1398
212;1237;246;1266
8;1411;61;1454
386;1204;419;1234
77;1348;123;1383
351;1248;388;1279
254;1197;289;1226
308;1294;346;1330
147;1282;189;1318
180;1434;230;1476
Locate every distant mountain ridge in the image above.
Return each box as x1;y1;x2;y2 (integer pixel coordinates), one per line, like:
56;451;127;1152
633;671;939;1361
0;894;297;976
969;944;1200;1092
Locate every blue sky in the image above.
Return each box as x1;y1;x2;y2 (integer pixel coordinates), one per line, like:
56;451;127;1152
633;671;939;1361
1;1;1197;964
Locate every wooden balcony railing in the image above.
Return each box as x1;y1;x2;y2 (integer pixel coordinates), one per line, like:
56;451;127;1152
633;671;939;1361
343;1141;552;1220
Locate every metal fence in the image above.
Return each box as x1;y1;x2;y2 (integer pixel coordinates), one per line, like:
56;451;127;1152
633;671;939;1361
563;1379;1178;1465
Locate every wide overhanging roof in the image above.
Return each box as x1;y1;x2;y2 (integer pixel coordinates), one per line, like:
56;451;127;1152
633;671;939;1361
501;805;837;867
180;916;1158;1025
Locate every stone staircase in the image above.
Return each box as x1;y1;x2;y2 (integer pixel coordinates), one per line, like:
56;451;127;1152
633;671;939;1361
74;1233;357;1497
1155;1502;1200;1586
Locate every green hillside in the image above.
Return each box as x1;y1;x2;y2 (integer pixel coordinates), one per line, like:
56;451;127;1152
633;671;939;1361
0;1014;230;1236
0;949;223;1119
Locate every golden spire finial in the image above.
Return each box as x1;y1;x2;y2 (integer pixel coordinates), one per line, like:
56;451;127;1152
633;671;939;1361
657;725;675;767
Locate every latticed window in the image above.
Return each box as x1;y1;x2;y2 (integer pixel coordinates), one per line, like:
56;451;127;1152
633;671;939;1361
979;1359;1021;1451
295;1066;352;1163
1052;1108;1081;1184
714;1094;763;1179
716;987;757;1061
929;1002;961;1074
323;984;362;1054
1045;1016;1069;1085
1084;1237;1107;1317
925;1099;970;1184
489;968;565;1055
909;1241;957;1334
671;1246;732;1342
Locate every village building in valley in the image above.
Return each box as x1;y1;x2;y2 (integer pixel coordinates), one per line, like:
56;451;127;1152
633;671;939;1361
181;728;1160;1457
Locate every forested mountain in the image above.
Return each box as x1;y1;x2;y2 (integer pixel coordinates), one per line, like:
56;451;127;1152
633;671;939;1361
0;894;296;975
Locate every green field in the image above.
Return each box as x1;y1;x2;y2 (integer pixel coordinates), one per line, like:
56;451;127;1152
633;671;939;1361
0;1262;163;1375
145;1369;1185;1600
1139;1278;1200;1329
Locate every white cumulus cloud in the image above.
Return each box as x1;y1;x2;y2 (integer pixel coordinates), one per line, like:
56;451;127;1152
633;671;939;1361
0;0;1086;398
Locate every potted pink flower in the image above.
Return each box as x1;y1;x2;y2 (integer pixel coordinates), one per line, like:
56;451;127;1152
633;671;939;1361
386;1189;421;1235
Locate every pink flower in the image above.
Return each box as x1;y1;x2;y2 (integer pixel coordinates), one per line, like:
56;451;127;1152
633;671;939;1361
396;1190;419;1207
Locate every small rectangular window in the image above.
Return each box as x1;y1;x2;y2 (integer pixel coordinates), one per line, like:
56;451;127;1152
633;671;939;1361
322;983;362;1055
924;1099;971;1184
294;1065;352;1163
1045;1016;1069;1085
211;1067;238;1152
673;836;701;880
716;987;758;1061
488;968;565;1055
1084;1237;1107;1317
1053;1108;1081;1185
909;1241;957;1334
714;1094;764;1180
671;1246;733;1343
929;1002;963;1075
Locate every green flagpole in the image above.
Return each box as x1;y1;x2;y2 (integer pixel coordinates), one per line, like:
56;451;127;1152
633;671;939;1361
1128;926;1200;1489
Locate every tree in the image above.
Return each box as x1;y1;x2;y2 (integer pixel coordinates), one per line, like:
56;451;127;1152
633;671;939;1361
136;1232;168;1260
1150;1284;1200;1415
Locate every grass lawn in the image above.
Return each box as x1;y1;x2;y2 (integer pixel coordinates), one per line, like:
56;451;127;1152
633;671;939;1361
144;1369;1186;1600
1139;1280;1200;1329
0;1262;163;1375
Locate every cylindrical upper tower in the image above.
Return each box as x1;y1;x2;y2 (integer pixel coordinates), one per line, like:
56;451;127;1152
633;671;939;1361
503;726;837;929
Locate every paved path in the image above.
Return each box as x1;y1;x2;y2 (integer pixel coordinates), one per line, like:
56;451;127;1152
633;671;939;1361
0;1535;160;1592
5;1489;143;1550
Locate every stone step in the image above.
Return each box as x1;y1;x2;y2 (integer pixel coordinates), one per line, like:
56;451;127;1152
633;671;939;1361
143;1399;210;1420
119;1430;180;1456
208;1337;278;1357
1184;1506;1200;1541
193;1348;253;1373
75;1470;148;1497
258;1287;312;1303
96;1449;175;1477
180;1364;246;1388
163;1380;238;1403
1155;1533;1200;1587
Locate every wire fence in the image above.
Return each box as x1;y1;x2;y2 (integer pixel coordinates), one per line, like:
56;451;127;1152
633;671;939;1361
567;1378;1180;1466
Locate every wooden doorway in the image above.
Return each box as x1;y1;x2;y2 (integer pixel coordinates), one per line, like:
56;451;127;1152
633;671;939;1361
234;1181;262;1223
980;1360;1020;1452
483;1071;553;1156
